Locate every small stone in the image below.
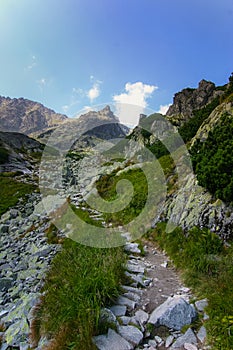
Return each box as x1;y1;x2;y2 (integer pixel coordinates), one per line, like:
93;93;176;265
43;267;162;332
148;339;157;347
110;305;127;317
165;335;174;347
135;309;149;325
154;335;163;344
124;243;141;254
197;325;207;343
171;328;197;349
195;299;208;312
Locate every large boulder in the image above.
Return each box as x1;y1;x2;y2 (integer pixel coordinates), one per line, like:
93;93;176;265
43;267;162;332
148;296;197;330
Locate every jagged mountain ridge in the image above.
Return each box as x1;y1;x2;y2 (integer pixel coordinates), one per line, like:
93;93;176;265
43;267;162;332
0;96;67;135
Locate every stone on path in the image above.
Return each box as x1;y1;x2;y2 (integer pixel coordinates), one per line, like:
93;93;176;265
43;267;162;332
148;296;197;330
171;328;197;348
110;305;127;317
117;325;143;346
93;328;133;350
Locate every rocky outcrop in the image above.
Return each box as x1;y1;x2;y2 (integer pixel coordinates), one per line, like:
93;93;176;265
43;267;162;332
0;131;44;174
191;100;233;146
161;173;233;241
166;80;224;125
0;96;67;135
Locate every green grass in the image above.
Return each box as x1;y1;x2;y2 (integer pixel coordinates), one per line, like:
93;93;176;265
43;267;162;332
149;223;233;349
96;167;148;225
32;239;126;350
70;203;103;227
0;176;36;216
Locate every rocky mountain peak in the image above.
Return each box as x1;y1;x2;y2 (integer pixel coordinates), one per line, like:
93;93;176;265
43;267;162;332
0;95;67;135
166;79;224;126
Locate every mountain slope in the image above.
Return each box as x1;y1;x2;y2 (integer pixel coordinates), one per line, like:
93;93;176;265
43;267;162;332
0;96;67;135
0;131;44;173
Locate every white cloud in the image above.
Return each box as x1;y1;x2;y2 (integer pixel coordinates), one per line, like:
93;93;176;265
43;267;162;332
87;82;101;103
113;82;157;126
157;104;171;115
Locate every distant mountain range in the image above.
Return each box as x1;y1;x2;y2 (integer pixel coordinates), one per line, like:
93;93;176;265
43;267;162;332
0;96;67;135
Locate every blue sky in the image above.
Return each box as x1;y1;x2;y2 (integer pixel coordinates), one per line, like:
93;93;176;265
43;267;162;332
0;0;232;125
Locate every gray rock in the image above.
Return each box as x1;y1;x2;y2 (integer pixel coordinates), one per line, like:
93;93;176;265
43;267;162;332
195;299;208;312
126;262;145;274
110;305;127;317
148;296;197;330
117;296;136;310
93;328;133;350
197;325;207;343
117;325;143;346
118;316;131;325
124;243;141;254
99;308;117;325
123;292;141;303
0;278;13;292
165;334;174;347
171;328;197;348
135;309;149;325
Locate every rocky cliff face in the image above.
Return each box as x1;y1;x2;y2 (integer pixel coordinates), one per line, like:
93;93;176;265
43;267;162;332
166;80;224;126
0;96;67;135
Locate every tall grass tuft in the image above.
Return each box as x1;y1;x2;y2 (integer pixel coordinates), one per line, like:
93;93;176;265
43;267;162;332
32;239;126;349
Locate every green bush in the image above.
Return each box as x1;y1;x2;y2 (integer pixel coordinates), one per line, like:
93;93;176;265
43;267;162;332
191;113;233;203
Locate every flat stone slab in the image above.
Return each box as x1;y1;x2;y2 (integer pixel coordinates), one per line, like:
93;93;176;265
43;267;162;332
93;328;133;350
148;296;197;331
117;325;143;346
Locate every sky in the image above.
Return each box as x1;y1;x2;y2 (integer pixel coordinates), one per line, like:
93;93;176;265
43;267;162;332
0;0;233;125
